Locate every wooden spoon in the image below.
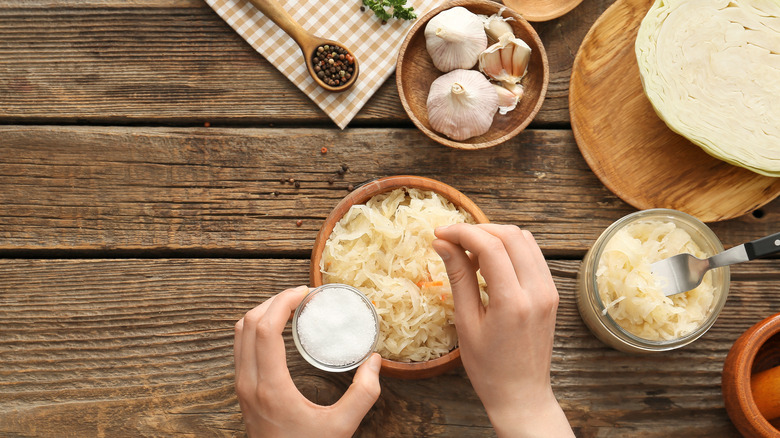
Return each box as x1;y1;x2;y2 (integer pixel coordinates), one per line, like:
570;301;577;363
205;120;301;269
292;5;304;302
246;0;359;92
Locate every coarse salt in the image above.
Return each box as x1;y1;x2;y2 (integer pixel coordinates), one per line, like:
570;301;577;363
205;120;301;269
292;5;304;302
296;286;377;367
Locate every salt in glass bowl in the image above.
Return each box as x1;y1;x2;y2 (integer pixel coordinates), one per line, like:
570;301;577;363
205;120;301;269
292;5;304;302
292;284;380;372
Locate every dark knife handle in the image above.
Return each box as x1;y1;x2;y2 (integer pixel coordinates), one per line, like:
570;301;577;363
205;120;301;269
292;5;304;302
745;232;780;260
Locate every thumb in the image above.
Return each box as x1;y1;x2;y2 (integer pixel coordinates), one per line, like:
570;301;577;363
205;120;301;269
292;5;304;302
333;353;382;423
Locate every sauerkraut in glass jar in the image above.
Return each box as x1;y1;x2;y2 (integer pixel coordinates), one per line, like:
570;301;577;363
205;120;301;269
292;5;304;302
576;209;730;353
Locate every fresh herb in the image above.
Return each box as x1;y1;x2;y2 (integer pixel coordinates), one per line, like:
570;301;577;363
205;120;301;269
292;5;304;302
361;0;416;21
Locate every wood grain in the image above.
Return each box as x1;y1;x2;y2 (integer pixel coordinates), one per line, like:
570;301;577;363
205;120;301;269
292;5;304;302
396;0;549;149
3;258;779;436
0;0;608;126
569;0;780;221
1;125;778;256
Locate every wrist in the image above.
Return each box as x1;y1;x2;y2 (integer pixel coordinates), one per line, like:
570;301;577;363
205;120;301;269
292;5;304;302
484;389;573;438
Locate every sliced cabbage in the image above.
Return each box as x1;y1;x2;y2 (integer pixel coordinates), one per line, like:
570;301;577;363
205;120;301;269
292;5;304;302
321;188;488;362
635;0;780;176
597;220;717;341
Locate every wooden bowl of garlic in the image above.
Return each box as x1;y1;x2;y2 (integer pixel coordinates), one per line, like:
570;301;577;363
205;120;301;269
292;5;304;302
396;0;549;150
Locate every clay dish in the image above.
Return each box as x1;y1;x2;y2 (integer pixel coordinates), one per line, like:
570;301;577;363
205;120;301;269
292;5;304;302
722;313;780;437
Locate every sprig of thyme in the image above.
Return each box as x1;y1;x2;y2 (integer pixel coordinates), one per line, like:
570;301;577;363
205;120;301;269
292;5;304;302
361;0;417;21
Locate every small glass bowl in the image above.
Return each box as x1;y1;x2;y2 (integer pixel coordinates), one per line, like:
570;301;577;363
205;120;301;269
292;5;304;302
576;208;730;353
292;284;379;372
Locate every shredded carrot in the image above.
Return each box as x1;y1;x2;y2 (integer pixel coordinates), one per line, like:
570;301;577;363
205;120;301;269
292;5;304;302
371;300;376;306
417;280;443;289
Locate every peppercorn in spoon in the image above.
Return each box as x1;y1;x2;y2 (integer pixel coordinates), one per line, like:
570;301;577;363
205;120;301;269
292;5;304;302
247;0;359;92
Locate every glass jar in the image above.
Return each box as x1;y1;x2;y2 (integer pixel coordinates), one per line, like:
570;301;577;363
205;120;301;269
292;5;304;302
292;284;379;372
576;209;730;353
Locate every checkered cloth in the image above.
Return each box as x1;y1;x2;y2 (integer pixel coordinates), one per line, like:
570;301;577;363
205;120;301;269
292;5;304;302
206;0;441;128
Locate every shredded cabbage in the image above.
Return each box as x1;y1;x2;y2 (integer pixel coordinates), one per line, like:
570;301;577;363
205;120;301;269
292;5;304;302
321;188;488;362
596;220;717;341
636;0;780;176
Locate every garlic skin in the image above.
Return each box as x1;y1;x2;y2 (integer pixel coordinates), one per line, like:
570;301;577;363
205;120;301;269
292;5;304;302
478;33;532;84
427;69;498;140
494;84;519;115
482;7;515;42
425;7;488;72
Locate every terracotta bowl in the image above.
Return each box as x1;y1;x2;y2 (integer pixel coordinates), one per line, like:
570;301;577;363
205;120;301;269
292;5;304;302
722;313;780;437
396;0;549;150
310;175;489;379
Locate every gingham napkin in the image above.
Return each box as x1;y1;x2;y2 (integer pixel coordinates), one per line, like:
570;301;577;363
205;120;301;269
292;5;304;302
206;0;441;129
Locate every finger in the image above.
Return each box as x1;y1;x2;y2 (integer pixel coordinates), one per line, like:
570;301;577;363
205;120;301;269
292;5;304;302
432;238;483;323
519;229;556;286
234;317;244;378
435;223;521;306
475;224;541;286
239;295;278;384
333;353;382;427
255;286;309;382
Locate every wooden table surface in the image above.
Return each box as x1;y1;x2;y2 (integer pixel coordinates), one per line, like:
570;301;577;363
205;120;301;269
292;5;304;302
2;0;778;436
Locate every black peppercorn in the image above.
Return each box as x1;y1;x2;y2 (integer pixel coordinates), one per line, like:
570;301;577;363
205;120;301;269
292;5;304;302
312;44;356;88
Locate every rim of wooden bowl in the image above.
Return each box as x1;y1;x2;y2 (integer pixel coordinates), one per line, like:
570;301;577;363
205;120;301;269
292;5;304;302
310;175;489;379
396;0;549;150
722;312;780;437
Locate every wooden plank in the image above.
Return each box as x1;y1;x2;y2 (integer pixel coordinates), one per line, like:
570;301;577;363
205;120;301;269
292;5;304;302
0;0;610;126
3;258;779;436
1;126;776;255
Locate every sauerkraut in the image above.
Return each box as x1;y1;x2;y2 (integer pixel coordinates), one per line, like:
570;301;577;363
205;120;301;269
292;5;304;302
320;187;487;362
635;0;780;176
597;220;717;341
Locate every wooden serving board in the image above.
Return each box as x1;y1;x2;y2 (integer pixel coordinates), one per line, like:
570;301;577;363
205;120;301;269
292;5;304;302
569;0;780;222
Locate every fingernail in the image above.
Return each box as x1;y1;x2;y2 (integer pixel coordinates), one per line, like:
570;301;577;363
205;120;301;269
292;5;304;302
367;353;381;372
435;224;452;234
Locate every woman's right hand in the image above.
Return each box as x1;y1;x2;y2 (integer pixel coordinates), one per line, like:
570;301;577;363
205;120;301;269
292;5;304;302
433;223;574;438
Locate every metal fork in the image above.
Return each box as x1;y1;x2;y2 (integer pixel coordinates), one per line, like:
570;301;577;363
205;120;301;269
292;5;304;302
651;232;780;296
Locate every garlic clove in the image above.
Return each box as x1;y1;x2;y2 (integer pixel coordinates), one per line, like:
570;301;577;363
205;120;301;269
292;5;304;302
480;49;504;81
478;33;532;84
502;82;525;101
500;42;514;76
427;69;499;141
425;7;488;72
494;84;519;115
482;7;516;42
511;39;532;79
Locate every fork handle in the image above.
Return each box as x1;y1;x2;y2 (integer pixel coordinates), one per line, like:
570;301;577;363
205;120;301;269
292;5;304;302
745;231;780;260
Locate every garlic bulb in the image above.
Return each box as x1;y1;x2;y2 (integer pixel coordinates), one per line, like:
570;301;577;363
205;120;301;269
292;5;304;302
494;84;519;115
427;69;498;140
482;7;515;41
479;33;532;84
425;7;488;72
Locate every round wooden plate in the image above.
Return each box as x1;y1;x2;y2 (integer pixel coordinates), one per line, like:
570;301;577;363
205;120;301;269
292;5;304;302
569;0;780;222
502;0;584;22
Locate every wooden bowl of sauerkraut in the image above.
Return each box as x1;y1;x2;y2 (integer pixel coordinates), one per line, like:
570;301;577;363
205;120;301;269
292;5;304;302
311;175;489;379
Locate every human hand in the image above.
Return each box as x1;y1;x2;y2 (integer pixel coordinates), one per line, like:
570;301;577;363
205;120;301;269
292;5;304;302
432;224;573;438
234;285;382;438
